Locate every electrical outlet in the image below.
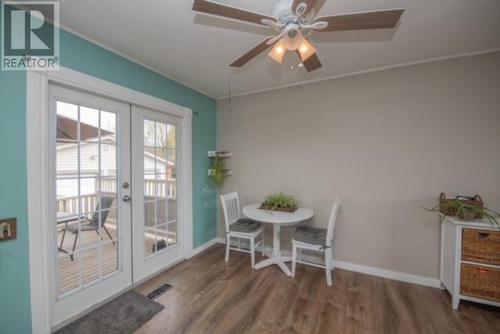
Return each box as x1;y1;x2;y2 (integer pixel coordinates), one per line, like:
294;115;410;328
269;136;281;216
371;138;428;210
0;218;17;241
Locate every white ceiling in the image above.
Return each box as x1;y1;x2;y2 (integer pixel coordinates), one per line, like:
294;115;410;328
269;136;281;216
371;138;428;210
58;0;500;98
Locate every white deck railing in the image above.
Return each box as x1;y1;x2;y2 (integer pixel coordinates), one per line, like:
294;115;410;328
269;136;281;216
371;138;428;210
57;193;97;214
57;179;176;215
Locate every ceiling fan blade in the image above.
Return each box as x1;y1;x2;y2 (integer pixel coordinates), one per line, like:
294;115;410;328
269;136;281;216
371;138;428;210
292;0;321;17
261;19;285;31
193;0;275;26
315;9;404;31
231;38;277;68
297;51;322;72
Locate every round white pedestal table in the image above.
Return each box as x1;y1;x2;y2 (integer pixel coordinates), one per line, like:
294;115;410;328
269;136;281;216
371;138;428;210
242;203;314;276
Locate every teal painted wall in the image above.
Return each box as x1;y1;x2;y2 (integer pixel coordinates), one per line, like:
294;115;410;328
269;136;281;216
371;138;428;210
0;71;32;334
0;6;216;332
59;29;218;247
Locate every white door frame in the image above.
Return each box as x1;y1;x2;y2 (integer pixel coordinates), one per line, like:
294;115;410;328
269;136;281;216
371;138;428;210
27;66;193;333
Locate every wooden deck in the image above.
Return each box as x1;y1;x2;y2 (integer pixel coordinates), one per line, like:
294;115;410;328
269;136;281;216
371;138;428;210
56;224;120;295
56;221;177;296
134;244;500;334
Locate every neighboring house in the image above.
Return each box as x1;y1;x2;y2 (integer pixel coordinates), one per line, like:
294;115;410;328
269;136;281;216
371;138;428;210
56;116;174;198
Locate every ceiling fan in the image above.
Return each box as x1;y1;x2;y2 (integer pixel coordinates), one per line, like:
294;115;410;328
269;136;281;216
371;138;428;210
192;0;404;72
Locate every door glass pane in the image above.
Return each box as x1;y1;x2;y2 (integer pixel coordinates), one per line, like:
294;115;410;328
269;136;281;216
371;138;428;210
56;254;79;295
55;100;120;297
167;222;177;246
56;178;79;214
143;118;177;258
144;203;155;257
156;223;168;252
102;208;118;235
99;177;117;203
102;240;119;277
100;111;116;142
80;142;99;172
156;174;166;198
81;248;100;286
144;175;155;200
157;199;168;225
100;144;117;176
57;141;77;174
144;120;155;174
80;106;99;142
144;202;155;229
56;101;78;143
145;228;157;257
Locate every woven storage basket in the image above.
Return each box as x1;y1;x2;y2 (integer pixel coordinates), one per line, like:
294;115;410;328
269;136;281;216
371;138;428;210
462;228;500;266
439;192;484;220
460;263;500;302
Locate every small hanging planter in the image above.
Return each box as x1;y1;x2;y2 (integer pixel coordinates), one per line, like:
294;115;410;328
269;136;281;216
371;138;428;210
208;151;232;187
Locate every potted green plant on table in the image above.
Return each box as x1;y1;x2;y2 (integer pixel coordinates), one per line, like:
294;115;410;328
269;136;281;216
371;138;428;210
260;192;298;212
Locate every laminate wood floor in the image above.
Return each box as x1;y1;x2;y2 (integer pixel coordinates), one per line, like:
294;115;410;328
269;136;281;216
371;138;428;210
134;244;500;334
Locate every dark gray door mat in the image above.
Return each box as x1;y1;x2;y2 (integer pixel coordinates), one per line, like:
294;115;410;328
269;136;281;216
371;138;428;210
55;290;164;334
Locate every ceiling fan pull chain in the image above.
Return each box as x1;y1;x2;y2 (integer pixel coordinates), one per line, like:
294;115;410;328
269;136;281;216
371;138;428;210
227;81;232;114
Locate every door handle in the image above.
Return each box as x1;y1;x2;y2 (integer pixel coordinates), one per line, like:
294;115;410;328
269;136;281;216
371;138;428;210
122;195;131;202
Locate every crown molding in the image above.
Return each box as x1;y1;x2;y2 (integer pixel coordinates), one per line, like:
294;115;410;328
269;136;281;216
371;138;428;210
53;21;500;101
216;48;500;100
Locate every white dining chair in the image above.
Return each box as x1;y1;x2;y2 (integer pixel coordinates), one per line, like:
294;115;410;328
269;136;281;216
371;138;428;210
291;198;340;286
221;192;264;268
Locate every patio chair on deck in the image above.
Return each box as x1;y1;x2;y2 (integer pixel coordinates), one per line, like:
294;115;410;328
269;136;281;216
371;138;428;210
59;195;116;261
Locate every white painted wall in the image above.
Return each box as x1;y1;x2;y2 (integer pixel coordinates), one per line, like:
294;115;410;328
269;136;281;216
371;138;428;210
217;52;500;279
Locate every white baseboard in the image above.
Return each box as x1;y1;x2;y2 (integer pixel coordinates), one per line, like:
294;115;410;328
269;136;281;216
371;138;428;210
331;260;441;288
188;238;219;258
214;237;440;288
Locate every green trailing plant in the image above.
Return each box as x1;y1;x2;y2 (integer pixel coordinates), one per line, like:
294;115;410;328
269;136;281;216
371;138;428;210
262;192;298;212
209;157;226;187
425;200;500;228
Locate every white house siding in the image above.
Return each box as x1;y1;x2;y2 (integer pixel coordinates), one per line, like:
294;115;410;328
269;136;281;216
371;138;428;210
57;142;169;197
57;142;116;176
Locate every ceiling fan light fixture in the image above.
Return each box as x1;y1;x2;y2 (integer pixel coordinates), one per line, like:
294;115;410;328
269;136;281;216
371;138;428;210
283;24;302;50
297;38;317;61
268;39;286;64
192;0;405;73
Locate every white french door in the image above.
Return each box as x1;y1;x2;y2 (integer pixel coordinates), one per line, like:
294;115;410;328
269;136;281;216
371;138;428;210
131;106;184;282
48;84;132;326
28;67;193;332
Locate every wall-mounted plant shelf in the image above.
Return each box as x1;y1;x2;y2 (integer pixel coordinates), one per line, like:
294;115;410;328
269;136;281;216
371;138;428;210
208;151;232;158
208;169;233;177
208;150;232;186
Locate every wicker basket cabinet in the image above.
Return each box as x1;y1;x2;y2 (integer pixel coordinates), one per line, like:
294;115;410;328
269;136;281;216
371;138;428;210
440;215;500;309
